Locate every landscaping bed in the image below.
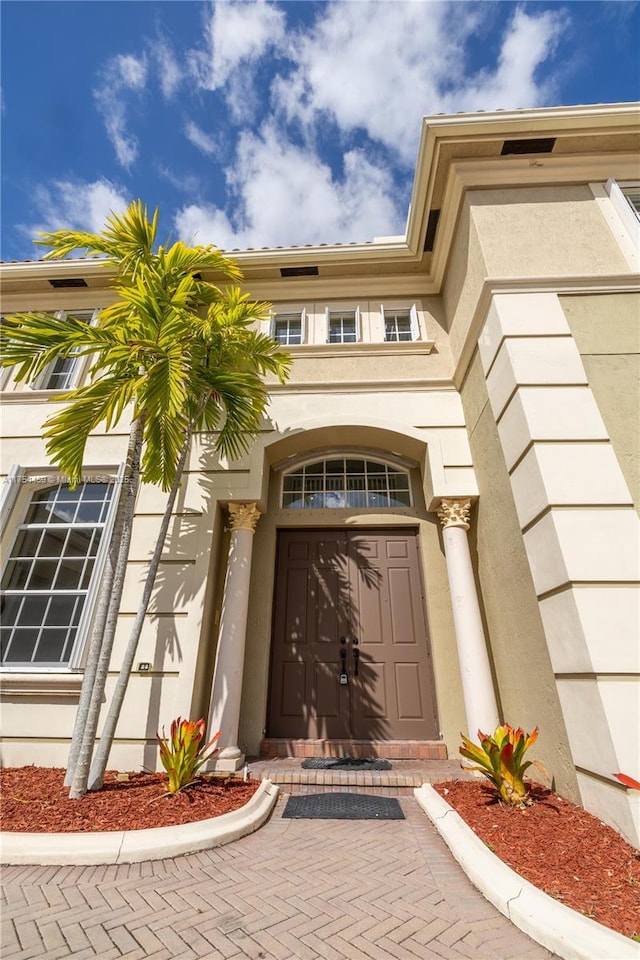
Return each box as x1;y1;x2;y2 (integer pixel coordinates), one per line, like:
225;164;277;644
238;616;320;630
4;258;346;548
0;766;260;833
434;779;640;940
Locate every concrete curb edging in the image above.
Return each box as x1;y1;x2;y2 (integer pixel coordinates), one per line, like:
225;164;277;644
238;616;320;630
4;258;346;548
0;778;280;866
415;784;640;960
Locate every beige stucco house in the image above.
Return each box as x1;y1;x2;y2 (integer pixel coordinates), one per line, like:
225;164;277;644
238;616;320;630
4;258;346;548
1;102;639;846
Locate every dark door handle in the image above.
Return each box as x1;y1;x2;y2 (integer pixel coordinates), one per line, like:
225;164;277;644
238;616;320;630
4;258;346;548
340;636;346;644
353;647;360;677
352;636;359;645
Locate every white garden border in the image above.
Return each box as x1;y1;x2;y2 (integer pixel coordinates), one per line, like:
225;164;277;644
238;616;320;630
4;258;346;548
1;778;279;866
415;784;639;960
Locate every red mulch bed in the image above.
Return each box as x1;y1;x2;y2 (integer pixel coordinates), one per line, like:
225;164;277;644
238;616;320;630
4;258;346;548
0;766;260;833
434;779;640;940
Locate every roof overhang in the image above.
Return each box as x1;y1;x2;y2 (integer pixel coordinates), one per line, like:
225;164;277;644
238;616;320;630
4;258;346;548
2;102;638;298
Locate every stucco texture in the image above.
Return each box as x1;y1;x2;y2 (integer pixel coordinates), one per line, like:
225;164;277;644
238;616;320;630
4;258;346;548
560;292;640;512
459;349;580;802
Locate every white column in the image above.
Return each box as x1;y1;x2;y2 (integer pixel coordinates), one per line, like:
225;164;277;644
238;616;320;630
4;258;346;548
206;502;261;771
437;498;500;741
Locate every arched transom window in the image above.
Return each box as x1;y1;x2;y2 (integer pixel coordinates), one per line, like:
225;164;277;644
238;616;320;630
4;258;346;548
281;457;411;509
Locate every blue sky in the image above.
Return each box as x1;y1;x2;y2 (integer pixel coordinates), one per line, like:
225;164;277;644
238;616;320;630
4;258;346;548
1;1;639;261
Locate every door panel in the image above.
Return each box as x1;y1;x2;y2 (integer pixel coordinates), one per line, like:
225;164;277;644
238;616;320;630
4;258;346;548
348;531;438;739
268;529;438;740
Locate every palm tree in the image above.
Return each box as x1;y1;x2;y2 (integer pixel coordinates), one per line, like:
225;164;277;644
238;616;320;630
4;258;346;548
1;202;291;798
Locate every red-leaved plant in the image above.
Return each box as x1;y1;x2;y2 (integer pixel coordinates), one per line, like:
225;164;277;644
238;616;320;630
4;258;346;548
459;723;549;808
157;718;220;794
614;773;640;790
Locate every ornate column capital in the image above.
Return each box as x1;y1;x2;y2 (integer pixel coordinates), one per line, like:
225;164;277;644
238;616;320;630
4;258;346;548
227;501;261;533
436;498;472;531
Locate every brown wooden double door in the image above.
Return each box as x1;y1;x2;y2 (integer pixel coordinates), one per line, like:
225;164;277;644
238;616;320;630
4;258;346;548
268;529;439;740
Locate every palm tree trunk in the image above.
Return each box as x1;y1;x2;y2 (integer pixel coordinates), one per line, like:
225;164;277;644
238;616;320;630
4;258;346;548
68;414;145;800
87;428;194;790
63;526;117;787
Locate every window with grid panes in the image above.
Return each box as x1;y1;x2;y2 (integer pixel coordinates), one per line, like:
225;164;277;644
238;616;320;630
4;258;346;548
37;310;97;390
384;311;412;341
0;481;114;666
328;310;358;344
272;312;303;345
282;457;411;509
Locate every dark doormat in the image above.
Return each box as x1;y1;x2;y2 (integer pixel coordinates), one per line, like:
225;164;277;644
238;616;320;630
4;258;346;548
301;757;392;771
282;793;404;820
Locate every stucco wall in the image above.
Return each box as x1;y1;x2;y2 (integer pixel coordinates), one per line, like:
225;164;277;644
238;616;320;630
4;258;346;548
459;349;580;802
443;185;633;367
560;292;640;512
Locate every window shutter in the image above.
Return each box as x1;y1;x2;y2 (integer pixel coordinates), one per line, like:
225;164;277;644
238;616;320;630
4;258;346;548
355;306;361;342
300;308;306;344
325;306;331;343
410;304;420;341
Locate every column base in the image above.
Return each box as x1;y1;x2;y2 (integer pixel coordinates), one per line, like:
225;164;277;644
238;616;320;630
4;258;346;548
208;754;246;773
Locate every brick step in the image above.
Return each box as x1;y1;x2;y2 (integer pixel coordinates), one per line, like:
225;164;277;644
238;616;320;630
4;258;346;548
247;758;469;796
259;738;448;760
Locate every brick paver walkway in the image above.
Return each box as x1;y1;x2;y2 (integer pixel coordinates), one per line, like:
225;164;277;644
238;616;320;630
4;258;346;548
1;796;555;959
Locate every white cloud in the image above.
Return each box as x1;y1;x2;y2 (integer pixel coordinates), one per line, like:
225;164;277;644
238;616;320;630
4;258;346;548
94;53;147;168
157;165;202;195
272;3;565;164
151;38;182;99
116;54;147;90
448;9;566;113
90;2;568;252
185;121;218;157
191;0;286;90
22;179;130;240
174;123;402;249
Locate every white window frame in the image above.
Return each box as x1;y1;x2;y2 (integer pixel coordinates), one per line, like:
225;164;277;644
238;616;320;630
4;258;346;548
326;306;361;344
31;308;100;391
0;463;124;672
280;454;413;510
380;303;420;342
270;308;306;345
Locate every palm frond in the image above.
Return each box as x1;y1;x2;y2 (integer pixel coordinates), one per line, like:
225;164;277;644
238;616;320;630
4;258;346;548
0;312;122;383
42;377;140;483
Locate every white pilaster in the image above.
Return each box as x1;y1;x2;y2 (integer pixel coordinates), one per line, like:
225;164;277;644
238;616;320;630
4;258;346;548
207;502;261;771
437;498;500;740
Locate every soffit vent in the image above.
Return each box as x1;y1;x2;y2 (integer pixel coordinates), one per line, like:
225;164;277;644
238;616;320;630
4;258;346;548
424;210;440;253
280;265;319;278
501;137;556;156
48;277;88;288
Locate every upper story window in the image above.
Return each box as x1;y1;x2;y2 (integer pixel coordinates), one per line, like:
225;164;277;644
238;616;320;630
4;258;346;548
621;184;640;220
33;309;98;391
282;456;412;509
382;304;420;342
327;308;359;344
1;480;114;667
272;311;304;345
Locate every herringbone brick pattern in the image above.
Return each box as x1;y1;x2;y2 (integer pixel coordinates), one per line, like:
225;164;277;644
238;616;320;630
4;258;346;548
1;796;555;959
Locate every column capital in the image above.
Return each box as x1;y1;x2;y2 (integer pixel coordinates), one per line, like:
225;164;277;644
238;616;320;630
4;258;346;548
437;498;472;530
227;501;261;533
